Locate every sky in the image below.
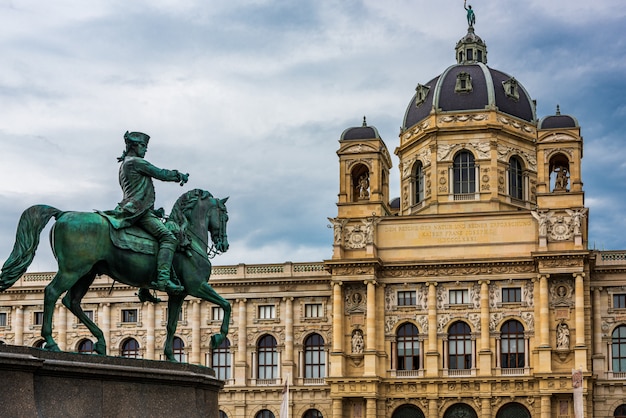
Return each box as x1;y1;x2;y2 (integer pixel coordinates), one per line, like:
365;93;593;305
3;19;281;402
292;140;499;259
1;0;626;272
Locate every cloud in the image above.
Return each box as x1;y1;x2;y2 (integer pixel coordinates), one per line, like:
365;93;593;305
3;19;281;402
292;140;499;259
1;0;626;273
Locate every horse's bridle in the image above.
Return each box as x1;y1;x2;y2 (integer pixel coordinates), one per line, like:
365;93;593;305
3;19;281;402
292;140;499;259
206;200;228;259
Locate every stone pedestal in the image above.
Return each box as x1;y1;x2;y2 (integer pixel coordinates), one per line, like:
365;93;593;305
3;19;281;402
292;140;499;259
0;344;223;418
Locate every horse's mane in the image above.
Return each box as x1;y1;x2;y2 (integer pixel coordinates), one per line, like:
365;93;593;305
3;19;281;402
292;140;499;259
167;189;213;251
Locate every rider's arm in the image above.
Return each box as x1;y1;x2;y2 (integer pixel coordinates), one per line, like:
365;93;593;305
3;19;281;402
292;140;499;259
133;158;187;184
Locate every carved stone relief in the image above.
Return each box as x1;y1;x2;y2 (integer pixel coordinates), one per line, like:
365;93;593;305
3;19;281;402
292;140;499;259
550;279;574;307
345;285;366;314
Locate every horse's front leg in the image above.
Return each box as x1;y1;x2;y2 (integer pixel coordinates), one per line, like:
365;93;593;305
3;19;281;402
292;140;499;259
164;293;185;361
188;281;231;349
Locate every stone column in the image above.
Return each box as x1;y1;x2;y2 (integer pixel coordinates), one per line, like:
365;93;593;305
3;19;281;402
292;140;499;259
536;274;552;373
478;280;491;375
574;273;585;346
574;273;587;371
14;306;24;346
365;280;377;376
592;288;602;355
56;304;67;351
428;398;438;418
331;281;344;376
539;274;550;347
283;297;294;380
101;303;110;355
145;301;155;360
365;280;376;351
365;397;377;418
332;399;342;418
540;394;551;418
480;397;491;418
191;299;201;364
425;282;439;377
235;298;248;385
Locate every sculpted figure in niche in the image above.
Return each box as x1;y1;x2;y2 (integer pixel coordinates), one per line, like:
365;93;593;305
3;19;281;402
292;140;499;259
554;165;569;191
557;322;570;349
357;174;370;200
352;329;364;354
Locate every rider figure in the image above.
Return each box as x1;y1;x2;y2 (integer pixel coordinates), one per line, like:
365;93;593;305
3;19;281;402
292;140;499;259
112;131;188;294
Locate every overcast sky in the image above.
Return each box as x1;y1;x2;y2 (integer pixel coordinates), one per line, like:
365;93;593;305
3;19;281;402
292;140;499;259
1;0;625;273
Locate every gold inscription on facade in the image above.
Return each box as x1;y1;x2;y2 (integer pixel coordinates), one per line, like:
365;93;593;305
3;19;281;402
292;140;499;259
381;220;532;245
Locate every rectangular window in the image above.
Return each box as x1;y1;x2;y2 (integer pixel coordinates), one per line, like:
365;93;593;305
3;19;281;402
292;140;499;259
614;294;626;309
122;309;138;323
258;305;275;320
502;288;522;303
212;306;224;321
449;289;469;305
397;291;417;306
304;303;323;318
0;312;6;327
79;310;94;325
34;311;44;325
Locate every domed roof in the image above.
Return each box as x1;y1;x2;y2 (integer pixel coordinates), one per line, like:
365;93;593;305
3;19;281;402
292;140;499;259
402;28;536;130
341;117;382;141
538;105;579;129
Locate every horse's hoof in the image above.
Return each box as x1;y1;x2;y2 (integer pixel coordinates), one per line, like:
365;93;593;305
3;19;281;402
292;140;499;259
44;343;60;352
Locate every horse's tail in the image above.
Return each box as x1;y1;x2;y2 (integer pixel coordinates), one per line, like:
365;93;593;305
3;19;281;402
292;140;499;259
0;205;63;291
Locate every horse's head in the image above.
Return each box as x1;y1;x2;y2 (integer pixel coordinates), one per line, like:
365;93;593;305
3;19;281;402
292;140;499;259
206;195;229;256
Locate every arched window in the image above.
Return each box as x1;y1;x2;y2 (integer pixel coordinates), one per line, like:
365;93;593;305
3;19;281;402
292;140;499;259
121;338;140;358
501;320;525;368
392;404;425;418
508;156;523;200
448;322;472;370
77;339;95;354
212;338;231;380
443;403;478;418
172;336;185;362
303;409;323;418
615;404;626;418
413;161;424;204
255;410;275;418
258;335;278;380
496;402;531;418
397;323;420;371
453;151;475;194
219;411;228;418
304;333;325;379
612;325;626;372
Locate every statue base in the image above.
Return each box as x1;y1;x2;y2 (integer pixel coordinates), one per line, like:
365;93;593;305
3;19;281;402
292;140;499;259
0;344;223;418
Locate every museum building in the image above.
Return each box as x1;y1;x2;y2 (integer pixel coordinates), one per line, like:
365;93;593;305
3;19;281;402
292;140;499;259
3;22;626;418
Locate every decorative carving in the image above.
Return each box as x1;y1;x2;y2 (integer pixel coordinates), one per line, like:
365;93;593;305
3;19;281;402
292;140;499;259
385;316;398;334
438;114;487;124
344;216;380;249
521;311;534;331
382;261;535;278
416;315;428;333
550;280;574;307
345;285;366;314
497;116;534;133
556;321;570;349
351;329;364;354
327;217;348;245
497;144;538;171
490;313;503;332
437;313;451;332
437;141;490;162
468;313;481;331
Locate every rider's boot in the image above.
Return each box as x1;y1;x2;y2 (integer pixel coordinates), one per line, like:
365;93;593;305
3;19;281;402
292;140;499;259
151;246;184;294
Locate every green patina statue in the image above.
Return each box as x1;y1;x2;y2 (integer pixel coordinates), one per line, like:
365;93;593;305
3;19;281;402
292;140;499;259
0;131;231;361
464;0;476;27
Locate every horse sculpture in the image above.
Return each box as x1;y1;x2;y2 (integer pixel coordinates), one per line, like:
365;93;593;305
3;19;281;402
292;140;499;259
0;188;231;361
